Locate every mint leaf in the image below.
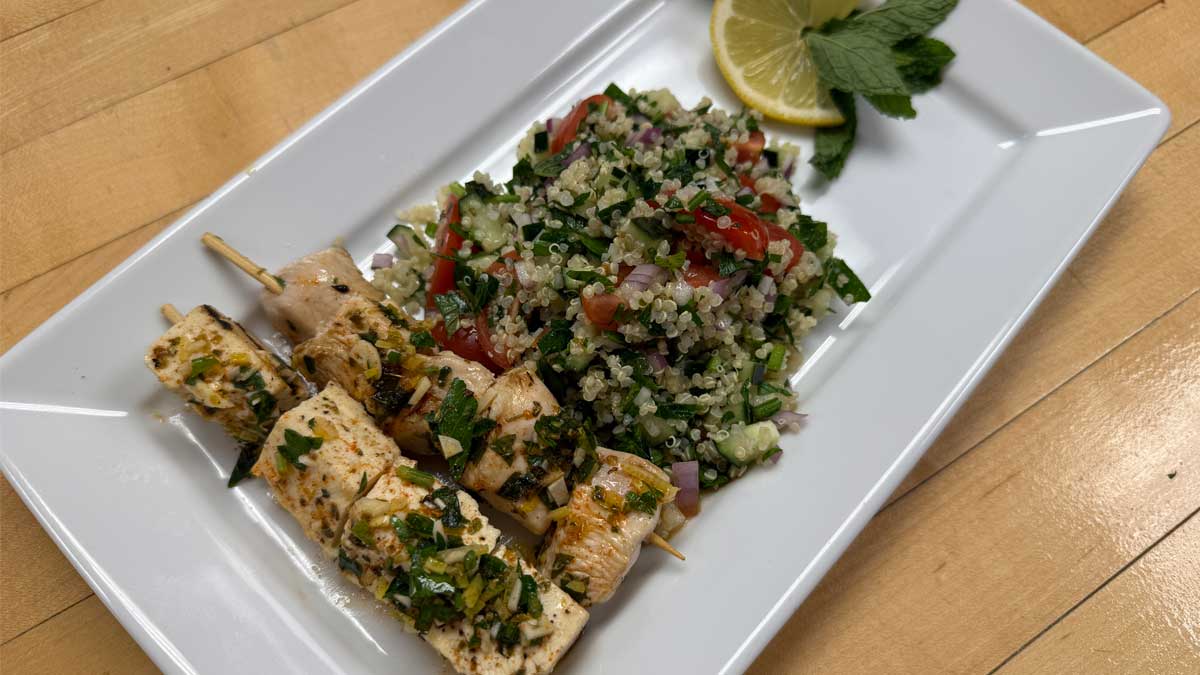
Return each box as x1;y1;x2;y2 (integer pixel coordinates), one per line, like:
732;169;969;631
806;29;908;97
277;428;322;470
853;0;958;45
865;93;916;119
810;91;857;180
895;36;956;92
825;258;872;303
433;292;471;334
427;378;479;479
791;214;828;252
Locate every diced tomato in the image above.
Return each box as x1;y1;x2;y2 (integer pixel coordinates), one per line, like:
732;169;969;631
691;199;768;260
764;221;805;273
549;94;613;155
432;319;499;373
732;130;765;165
485;250;521;280
738;174;781;214
475;314;511;371
426;195;463;309
682;252;722;288
581;293;624;331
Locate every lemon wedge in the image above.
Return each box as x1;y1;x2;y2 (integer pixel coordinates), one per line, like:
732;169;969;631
711;0;858;126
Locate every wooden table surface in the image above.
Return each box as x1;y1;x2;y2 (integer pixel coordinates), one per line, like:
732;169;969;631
1;0;1197;672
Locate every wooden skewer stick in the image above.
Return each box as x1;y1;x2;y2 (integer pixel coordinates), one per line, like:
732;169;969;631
161;303;185;325
647;532;685;561
201;232;284;295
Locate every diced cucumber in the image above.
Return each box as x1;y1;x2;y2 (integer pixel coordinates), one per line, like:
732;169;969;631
639;415;674;444
621;221;660;253
563;342;594;371
459;195;509;253
716;421;780;466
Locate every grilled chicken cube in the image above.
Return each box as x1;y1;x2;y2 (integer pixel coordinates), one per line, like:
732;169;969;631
460;367;560;535
145;304;308;445
340;471;588;675
538;448;676;606
294;295;492;453
252;383;398;556
293;295;418;403
379;351;495;454
263;246;384;344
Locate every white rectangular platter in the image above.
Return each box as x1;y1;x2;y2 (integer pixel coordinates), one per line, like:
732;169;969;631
0;0;1167;673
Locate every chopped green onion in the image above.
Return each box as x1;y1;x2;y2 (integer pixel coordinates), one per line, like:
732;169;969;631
674;213;695;224
655;250;686;270
766;344;787;371
686;190;710;210
186;356;220;384
752;397;782;421
448;182;467;197
395;464;436;489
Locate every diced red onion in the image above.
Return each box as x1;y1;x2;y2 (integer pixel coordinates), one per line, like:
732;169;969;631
621;263;666;292
784;159;796;179
546;118;557;134
563;142;590;167
771;410;808;429
630;113;650;125
671;461;700;517
709;269;748;299
735;185;755;198
638;127;663;146
646;351;668;372
387;229;412;257
371;253;395;269
757;275;777;297
769;450;783;464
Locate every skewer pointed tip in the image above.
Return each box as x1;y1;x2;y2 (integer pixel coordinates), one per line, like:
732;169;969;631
201;232;284;295
647;532;685;561
161;303;185;324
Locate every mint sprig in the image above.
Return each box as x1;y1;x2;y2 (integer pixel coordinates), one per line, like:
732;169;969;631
805;0;958;179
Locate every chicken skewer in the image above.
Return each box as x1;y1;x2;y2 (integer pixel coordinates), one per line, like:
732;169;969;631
199;236;684;565
149;307;587;674
147;303;310;483
203;232;384;344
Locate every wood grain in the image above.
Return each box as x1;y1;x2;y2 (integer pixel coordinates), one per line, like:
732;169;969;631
0;206;185;355
0;0;359;154
0;0;98;41
0;0;463;293
1021;0;1154;42
1001;514;1200;674
0;595;158;674
750;291;1200;673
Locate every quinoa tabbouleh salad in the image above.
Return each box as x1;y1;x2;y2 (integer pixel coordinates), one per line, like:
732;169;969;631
373;84;869;514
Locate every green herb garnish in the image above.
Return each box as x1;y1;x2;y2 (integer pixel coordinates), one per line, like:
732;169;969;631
805;0;958;179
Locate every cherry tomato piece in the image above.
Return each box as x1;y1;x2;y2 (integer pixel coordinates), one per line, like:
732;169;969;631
581;293;624;331
732;130;765;165
426;195;463;309
550;94;613;155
